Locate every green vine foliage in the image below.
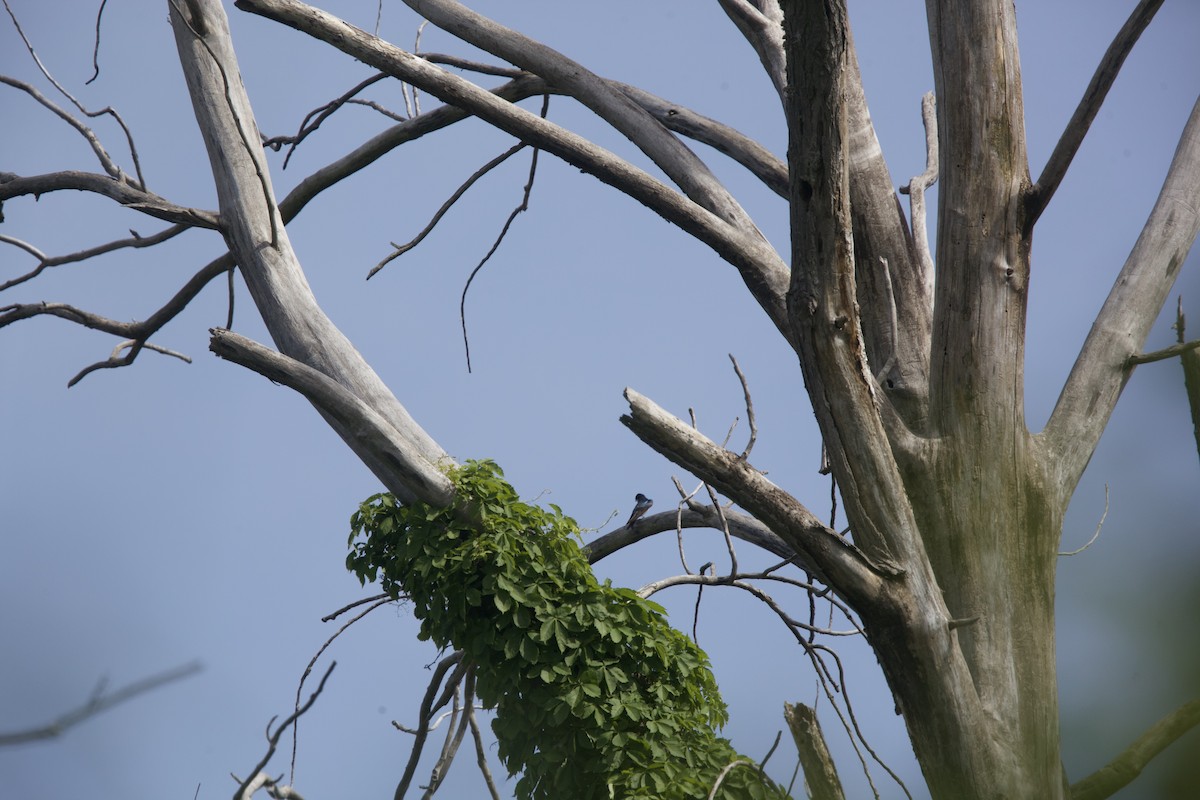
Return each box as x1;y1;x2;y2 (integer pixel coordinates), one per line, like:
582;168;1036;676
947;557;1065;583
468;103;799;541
347;459;789;800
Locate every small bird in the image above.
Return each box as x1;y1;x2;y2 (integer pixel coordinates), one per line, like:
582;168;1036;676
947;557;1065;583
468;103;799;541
626;493;653;526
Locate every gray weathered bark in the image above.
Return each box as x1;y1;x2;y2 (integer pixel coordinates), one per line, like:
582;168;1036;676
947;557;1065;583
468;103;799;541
7;0;1198;795
169;0;1200;796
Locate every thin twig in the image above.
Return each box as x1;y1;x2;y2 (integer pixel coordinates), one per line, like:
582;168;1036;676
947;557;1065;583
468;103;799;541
85;0;109;85
321;593;391;622
730;354;758;459
2;0;144;186
290;597;391;786
260;73;390;167
0;224;190;293
1059;484;1109;556
461;94;550;372
233;661;336;800
1127;339;1200;366
368;142;527;279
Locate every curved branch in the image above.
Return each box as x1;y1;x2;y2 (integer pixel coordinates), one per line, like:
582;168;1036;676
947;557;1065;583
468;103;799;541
619;387;889;606
403;0;763;235
173;0;452;501
1070;699;1200;800
0;1;145;187
0;224;191;293
613;81;788;199
585;506;800;566
0;75;125;181
235;0;792;342
234;661;336;800
394;652;466;800
1027;0;1165;225
0;171;220;229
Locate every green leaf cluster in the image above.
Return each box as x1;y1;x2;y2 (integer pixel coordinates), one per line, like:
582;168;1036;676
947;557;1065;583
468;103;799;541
347;459;789;799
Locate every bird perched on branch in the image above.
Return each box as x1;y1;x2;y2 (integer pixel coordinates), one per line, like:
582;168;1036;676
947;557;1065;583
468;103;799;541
626;493;653;526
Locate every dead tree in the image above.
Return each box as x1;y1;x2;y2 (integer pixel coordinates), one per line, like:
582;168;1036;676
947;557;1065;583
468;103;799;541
2;0;1198;797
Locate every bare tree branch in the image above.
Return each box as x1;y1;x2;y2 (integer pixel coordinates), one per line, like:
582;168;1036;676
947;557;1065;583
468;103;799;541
234;0;793;343
0;224;190;292
1;0;145;186
0;75;124;180
898;92;938;283
172;0;453;502
0;171;220;229
208;328;455;506
0;661;202;746
784;702;846;800
85;0;109;85
369;142;528;279
1070;699;1200;800
459;119;544;373
620;386;890;603
612;81;788;199
261;72;390;167
68;338;192;387
233;661;335;800
402;0;765;236
585;505;798;566
466;699;501;800
1042;97;1200;495
1027;0;1165;225
394;652;466;800
717;0;786;103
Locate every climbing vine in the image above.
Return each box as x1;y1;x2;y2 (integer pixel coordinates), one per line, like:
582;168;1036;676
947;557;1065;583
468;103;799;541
348;459;788;799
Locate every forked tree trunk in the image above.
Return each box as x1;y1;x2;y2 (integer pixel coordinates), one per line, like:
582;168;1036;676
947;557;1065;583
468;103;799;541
784;1;1056;796
162;0;1200;797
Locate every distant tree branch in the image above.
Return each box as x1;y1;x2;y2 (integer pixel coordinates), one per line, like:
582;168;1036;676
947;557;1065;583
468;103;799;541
0;661;202;746
1070;699;1200;800
1027;0;1165;225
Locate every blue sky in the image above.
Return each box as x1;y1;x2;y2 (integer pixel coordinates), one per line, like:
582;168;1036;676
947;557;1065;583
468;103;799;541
2;1;1199;798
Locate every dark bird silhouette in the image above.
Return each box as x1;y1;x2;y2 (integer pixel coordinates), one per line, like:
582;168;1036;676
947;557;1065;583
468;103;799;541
626;493;653;526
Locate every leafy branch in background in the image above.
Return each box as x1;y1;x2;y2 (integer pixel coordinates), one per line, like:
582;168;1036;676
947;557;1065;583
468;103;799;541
347;459;787;800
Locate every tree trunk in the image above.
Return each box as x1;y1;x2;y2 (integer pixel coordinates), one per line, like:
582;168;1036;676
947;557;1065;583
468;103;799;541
782;1;1066;795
